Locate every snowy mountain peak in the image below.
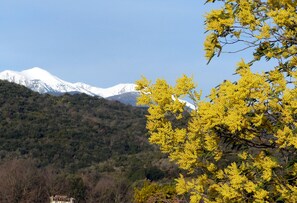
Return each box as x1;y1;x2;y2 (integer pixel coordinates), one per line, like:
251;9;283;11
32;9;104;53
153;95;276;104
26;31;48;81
21;67;71;88
0;67;194;109
0;68;137;98
22;67;49;73
21;67;54;79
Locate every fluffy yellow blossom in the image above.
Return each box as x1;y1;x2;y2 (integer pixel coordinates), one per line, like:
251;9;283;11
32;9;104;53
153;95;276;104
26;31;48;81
238;151;248;160
244;181;257;193
207;163;217;173
257;23;271;39
254;189;269;201
237;0;259;29
253;152;279;181
136;0;297;202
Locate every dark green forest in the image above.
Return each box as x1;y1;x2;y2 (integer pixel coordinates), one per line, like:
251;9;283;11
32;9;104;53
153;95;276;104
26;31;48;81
0;80;179;203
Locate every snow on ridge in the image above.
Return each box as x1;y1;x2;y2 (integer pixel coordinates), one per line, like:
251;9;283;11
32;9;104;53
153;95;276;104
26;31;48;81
0;70;30;86
0;67;194;109
99;83;137;97
73;82;137;98
0;67;137;98
21;67;78;92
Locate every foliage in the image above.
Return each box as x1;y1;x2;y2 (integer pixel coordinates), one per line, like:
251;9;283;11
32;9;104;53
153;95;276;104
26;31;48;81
133;180;180;203
0;80;150;171
204;0;297;71
0;80;181;202
136;0;297;202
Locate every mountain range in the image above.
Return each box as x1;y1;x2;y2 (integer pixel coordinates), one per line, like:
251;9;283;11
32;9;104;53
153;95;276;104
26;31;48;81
0;67;138;105
0;67;195;108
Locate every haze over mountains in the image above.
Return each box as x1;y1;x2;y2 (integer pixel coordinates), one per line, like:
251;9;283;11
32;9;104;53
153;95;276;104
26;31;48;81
0;67;138;105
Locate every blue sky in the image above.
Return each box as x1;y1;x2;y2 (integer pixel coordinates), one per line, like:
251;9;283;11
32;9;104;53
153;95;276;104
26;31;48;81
0;0;244;94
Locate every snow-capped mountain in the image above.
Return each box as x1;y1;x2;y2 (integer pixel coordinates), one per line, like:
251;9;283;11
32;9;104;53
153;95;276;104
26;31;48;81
0;67;195;109
0;67;137;99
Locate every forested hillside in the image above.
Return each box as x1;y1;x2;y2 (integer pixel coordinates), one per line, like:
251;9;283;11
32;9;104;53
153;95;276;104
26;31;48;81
0;80;178;202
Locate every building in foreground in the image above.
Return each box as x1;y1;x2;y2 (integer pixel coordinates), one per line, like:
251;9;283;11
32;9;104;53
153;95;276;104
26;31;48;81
50;195;75;203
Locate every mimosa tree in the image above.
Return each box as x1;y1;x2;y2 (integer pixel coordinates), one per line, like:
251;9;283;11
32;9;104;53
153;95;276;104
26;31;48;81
136;0;297;202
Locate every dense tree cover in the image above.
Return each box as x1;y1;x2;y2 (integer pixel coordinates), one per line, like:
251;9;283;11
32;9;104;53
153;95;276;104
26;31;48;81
0;80;150;170
136;0;297;202
0;80;180;202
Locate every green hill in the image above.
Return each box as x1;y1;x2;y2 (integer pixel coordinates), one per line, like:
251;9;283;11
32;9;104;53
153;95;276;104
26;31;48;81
0;80;179;202
0;80;152;170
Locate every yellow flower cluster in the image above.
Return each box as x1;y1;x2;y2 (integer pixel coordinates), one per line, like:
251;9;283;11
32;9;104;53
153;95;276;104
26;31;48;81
205;6;234;34
237;0;259;30
136;0;297;202
204;0;297;73
136;61;297;201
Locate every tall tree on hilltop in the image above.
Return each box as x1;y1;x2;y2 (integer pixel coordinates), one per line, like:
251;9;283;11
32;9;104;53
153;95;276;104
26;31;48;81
136;0;297;202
